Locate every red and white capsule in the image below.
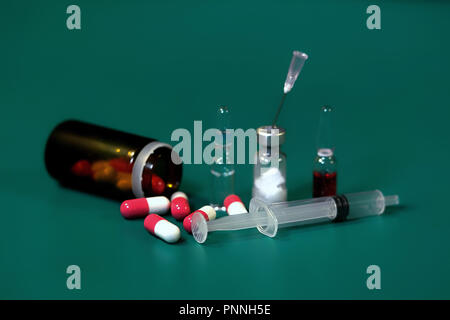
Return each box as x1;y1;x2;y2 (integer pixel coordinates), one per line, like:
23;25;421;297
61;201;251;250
144;214;180;243
224;194;248;215
120;196;170;219
170;191;191;221
183;206;216;233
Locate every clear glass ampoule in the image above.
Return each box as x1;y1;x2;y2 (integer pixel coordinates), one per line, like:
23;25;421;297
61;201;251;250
210;106;235;212
313;106;337;198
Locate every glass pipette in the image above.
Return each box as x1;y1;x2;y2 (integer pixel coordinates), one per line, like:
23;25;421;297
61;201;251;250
272;51;309;126
192;190;399;243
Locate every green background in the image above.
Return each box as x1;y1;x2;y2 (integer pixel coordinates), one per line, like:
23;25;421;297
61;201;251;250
1;0;450;299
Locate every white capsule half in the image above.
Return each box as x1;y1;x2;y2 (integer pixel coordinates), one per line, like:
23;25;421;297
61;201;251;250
147;196;170;215
228;201;248;215
224;195;248;215
198;205;217;220
171;191;188;201
145;214;181;243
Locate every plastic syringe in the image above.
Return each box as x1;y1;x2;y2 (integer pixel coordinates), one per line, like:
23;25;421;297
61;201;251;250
192;190;399;243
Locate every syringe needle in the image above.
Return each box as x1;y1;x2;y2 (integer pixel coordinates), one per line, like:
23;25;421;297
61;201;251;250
272;51;308;127
272;93;287;127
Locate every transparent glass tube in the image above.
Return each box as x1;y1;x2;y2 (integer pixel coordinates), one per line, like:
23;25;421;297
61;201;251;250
209;106;235;211
313;106;337;197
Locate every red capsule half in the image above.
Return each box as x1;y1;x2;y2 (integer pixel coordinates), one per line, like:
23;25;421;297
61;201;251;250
183;206;216;233
120;196;170;219
152;174;165;195
170;191;190;221
144;214;180;243
224;194;248;215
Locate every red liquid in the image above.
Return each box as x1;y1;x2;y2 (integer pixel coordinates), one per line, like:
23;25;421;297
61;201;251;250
313;171;337;197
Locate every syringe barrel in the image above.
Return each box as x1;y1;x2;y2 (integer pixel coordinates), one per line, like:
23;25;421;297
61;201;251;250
253;189;400;236
250;196;337;237
269;197;337;226
345;190;399;219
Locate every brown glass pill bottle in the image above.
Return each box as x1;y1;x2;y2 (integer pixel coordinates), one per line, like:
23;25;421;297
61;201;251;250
45;120;182;200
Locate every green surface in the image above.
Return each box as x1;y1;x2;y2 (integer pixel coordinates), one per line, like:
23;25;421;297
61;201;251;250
1;0;450;299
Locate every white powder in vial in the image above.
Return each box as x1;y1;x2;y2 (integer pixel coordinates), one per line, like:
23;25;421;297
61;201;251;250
252;167;287;203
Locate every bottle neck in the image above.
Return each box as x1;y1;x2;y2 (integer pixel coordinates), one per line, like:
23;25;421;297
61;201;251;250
317;148;334;157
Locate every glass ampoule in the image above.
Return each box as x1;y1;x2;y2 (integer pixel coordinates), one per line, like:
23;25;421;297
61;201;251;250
313;106;337;198
209;106;235;211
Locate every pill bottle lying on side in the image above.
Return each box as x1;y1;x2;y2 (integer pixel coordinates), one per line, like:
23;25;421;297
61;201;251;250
45;120;182;200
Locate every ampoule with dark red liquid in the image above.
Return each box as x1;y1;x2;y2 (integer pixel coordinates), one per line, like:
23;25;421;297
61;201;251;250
313;106;337;197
